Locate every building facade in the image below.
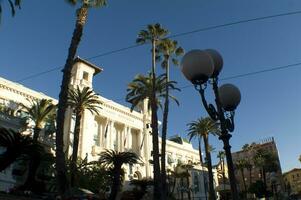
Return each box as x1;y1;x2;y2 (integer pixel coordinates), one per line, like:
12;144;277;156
283;168;301;197
232;137;283;194
0;58;216;198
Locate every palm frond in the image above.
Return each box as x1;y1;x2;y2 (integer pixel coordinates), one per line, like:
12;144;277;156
8;0;15;16
186;117;220;141
67;86;102;115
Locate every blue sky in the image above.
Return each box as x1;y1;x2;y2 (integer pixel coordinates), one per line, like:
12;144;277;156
0;0;301;172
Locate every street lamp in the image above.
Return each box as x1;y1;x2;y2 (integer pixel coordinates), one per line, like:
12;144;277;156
181;49;241;200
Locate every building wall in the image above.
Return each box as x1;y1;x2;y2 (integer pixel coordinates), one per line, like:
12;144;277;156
283;168;301;195
232;137;283;193
0;59;217;197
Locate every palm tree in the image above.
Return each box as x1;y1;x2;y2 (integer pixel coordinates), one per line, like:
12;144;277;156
136;23;168;199
187;117;220;200
235;159;247;193
67;86;102;187
21;99;55;189
241;144;253;188
244;160;253;188
0;0;21;22
242;144;250;151
254;149;278;199
55;0;106;195
126;73;179;111
99;150;139;200
169;164;191;200
156;38;184;192
22;99;56;142
0;128;43;172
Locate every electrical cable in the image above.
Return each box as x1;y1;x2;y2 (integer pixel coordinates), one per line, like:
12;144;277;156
15;10;301;82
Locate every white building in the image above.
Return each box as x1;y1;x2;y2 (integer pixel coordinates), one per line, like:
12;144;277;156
0;58;218;198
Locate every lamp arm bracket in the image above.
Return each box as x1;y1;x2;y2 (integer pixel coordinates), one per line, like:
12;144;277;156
194;83;218;120
225;111;235;132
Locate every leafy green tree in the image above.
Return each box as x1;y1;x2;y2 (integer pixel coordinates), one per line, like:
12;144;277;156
99;150;139;200
136;23;168;200
299;155;301;164
71;157;112;194
0;0;21;22
248;180;266;198
130;178;153;200
242;144;249;151
67;86;102;187
187;117;220;200
0;128;43;172
156;38;183;193
55;0;106;195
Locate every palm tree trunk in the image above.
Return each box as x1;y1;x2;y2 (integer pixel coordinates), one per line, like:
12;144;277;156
262;168;268;200
151;39;162;199
249;168;252;188
109;167;121;200
22;127;42;190
70;110;82;187
21;155;41;191
161;59;170;198
171;177;176;194
240;169;247;193
198;137;203;164
33;127;41;141
203;135;216;200
199;138;208;200
186;175;191;200
180;178;184;200
55;4;88;196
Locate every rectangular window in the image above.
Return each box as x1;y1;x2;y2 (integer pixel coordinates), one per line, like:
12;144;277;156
93;122;100;146
83;71;89;81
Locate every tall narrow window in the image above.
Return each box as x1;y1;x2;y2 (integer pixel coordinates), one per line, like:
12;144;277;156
93;121;100;146
82;71;89;81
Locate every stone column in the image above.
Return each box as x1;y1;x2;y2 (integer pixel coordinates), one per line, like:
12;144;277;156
98;121;103;147
110;121;115;150
103;119;109;149
127;127;132;150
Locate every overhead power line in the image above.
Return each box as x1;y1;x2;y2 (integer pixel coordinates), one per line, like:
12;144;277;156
169;10;301;38
15;9;301;82
220;62;301;81
109;61;301;103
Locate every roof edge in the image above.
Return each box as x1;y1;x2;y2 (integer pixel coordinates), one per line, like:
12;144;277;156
74;56;103;75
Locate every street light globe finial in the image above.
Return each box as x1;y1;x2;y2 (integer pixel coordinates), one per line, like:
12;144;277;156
218;84;241;111
204;49;223;78
181;49;214;84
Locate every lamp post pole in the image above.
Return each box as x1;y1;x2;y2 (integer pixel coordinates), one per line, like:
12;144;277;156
211;79;239;199
181;49;241;200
